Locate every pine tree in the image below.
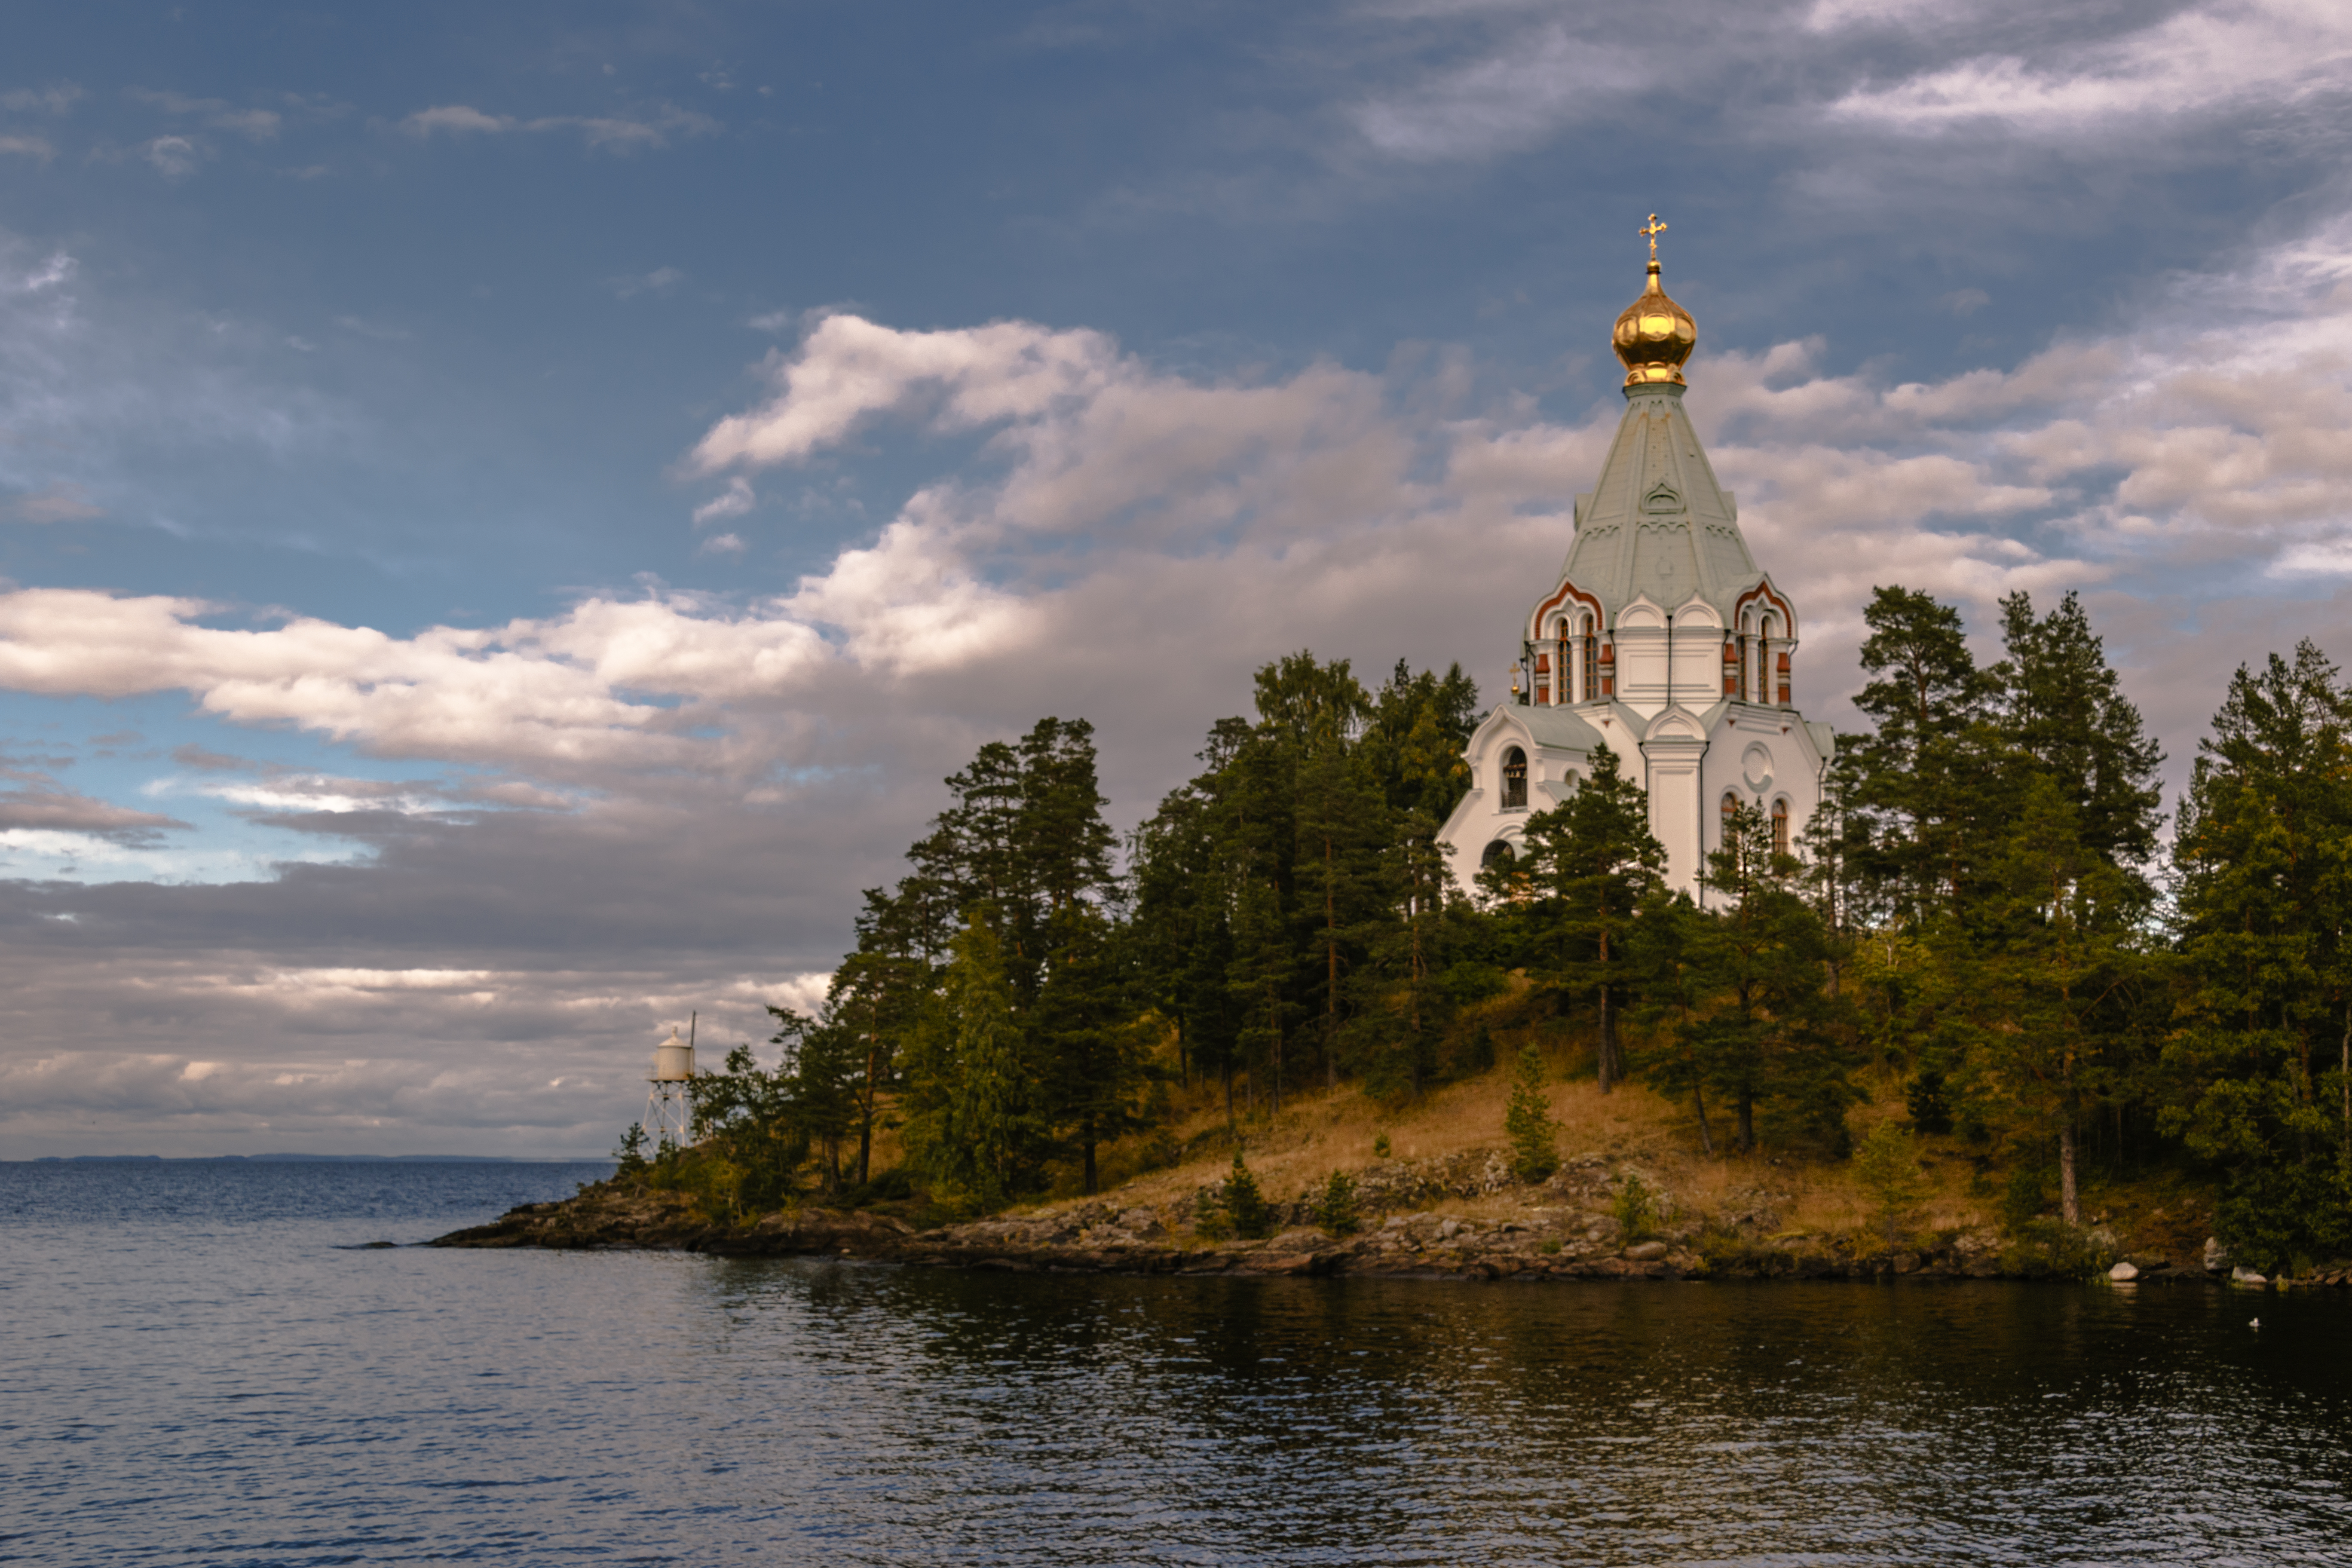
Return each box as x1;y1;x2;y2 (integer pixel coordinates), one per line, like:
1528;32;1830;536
1945;776;2152;1224
1034;902;1152;1194
1667;803;1855;1153
903;913;1047;1210
1504;1043;1560;1182
2168;642;2352;1268
1991;591;2165;875
1512;745;1665;1092
1847;585;2001;922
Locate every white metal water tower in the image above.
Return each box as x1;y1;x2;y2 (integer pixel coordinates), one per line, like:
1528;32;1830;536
645;1015;696;1149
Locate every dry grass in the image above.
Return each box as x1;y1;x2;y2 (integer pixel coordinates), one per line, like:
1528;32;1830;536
987;1041;2023;1247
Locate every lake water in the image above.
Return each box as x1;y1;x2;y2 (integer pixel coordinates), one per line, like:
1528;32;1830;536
4;1161;2349;1566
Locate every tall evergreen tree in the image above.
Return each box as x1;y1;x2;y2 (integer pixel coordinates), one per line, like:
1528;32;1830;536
1847;585;2000;922
1507;746;1665;1093
902;912;1047;1210
2168;642;2352;1267
1033;903;1153;1194
1946;777;2153;1223
1657;803;1854;1152
1991;590;2165;876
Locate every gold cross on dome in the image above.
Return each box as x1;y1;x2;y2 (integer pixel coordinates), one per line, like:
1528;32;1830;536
1639;213;1667;263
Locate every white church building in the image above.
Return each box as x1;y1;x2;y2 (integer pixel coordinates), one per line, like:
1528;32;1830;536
1439;225;1835;905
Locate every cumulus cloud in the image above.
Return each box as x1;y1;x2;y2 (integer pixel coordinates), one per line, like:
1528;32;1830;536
13;200;2352;1150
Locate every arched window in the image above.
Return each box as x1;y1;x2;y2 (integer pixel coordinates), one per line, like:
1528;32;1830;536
1501;747;1528;810
1579;616;1599;702
1482;839;1516;871
1722;791;1740;842
1771;798;1790;857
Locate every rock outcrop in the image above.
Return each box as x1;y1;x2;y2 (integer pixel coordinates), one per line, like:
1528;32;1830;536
429;1153;2352;1286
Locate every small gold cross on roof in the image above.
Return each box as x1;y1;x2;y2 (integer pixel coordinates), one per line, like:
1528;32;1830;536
1639;214;1667;264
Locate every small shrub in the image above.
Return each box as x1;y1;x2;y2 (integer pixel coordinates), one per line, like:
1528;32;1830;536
1612;1172;1656;1242
1372;1131;1392;1160
2000;1164;2052;1230
1316;1170;1362;1235
1854;1122;1929;1246
613;1121;650;1179
1218;1152;1274;1240
1503;1044;1559;1183
1904;1072;1954;1134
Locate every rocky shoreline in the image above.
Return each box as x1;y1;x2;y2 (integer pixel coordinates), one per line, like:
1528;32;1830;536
429;1151;2352;1287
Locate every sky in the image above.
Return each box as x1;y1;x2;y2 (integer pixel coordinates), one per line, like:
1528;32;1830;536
3;0;2351;1157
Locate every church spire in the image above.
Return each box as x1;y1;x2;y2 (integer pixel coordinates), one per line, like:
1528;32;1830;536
1611;213;1696;388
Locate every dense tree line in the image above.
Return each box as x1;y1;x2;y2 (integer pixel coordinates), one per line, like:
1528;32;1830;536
649;597;2351;1271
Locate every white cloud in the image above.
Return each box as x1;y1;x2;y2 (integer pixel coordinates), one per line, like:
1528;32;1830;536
130;89;282;141
0;84;83;115
0;135;53;161
143;135;202;178
400;104;514;137
612;265;684;299
1826;0;2352;132
1349;23;1653;162
398;102;719;152
692;476;755;525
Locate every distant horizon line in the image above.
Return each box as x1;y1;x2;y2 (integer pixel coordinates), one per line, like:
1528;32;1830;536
8;1153;615;1164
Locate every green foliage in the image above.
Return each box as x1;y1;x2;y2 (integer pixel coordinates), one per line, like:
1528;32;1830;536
1904;1071;1953;1134
1504;1044;1559;1182
1372;1131;1392;1159
1638;803;1858;1154
613;1121;649;1177
1853;1122;1929;1245
1611;1173;1657;1242
1216;1151;1275;1240
2165;641;2352;1270
1315;1170;1362;1235
1999;1164;2051;1230
900;913;1051;1211
1493;745;1663;1094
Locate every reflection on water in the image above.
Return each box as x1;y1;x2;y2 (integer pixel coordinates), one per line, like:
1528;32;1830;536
3;1162;2348;1565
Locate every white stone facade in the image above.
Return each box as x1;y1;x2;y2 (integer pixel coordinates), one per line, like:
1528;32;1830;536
1439;379;1835;905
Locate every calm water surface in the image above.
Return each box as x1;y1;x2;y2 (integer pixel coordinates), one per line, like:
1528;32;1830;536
3;1161;2348;1566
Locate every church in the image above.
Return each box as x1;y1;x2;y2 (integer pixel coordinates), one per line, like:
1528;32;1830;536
1439;221;1835;904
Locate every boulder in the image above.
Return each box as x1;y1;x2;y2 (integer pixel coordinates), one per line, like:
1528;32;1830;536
2108;1261;2141;1282
1625;1240;1669;1262
2204;1236;2233;1273
2232;1264;2269;1286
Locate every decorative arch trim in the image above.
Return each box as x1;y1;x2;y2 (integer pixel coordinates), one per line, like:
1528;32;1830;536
1733;577;1798;642
1527;578;1605;641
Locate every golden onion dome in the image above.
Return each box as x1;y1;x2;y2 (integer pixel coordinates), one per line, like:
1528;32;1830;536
1613;214;1696;387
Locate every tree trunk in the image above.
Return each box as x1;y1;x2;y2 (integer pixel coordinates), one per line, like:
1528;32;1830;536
1326;838;1338;1094
2058;1118;2080;1225
2060;1020;2080;1225
1596;981;1617;1096
1693;1082;1715;1156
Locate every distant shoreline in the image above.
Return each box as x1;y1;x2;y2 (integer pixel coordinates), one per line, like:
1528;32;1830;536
12;1154;614;1164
